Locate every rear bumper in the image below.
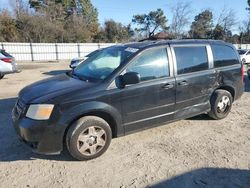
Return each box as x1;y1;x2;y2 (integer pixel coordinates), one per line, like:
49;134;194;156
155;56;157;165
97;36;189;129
0;61;19;74
12;115;65;155
235;82;244;101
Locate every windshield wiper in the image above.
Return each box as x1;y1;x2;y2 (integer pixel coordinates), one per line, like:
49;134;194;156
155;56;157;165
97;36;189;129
71;71;89;81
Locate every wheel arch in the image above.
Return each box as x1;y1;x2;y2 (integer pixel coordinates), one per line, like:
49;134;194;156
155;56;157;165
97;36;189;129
67;111;119;138
214;85;235;101
60;101;123;146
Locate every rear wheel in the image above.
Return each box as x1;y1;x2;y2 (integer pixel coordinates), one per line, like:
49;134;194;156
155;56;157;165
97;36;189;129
66;116;112;161
208;90;233;120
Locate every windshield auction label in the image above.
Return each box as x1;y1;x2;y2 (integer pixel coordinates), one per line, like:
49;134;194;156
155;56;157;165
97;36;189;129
125;47;139;53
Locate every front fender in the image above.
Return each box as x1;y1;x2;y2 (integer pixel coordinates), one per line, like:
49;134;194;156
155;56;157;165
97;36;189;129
58;101;123;137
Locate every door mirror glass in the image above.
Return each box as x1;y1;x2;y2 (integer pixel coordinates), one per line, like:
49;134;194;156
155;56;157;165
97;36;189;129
70;58;82;69
116;72;140;88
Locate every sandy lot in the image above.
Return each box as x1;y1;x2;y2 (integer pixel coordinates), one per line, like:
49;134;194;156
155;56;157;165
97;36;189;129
0;62;250;188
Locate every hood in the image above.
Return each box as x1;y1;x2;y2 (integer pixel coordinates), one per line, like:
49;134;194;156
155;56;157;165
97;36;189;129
19;73;95;104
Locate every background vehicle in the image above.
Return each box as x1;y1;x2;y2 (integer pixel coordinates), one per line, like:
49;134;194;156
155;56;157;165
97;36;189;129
0;49;18;79
70;49;102;69
247;67;250;79
13;40;244;161
237;49;250;64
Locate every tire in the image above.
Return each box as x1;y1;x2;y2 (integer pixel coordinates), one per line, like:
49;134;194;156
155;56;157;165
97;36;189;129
208;89;233;120
0;73;4;80
66;116;112;161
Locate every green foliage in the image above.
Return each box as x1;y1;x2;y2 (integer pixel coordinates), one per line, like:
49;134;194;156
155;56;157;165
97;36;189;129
189;10;213;39
0;0;100;43
94;20;134;43
1;1;250;43
132;9;168;38
0;10;19;42
212;24;225;40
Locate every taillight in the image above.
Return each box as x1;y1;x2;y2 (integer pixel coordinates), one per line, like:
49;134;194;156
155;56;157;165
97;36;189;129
241;65;244;83
1;58;12;63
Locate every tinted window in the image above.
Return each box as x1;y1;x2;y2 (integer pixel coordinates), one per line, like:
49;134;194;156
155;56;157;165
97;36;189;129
212;45;239;68
174;46;208;74
126;48;169;81
237;49;247;55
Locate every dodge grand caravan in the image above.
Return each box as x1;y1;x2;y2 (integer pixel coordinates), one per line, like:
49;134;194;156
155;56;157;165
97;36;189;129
12;40;244;160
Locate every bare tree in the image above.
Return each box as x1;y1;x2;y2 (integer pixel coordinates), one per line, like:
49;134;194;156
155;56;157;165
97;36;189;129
239;15;250;44
9;0;30;18
170;1;192;38
216;6;237;39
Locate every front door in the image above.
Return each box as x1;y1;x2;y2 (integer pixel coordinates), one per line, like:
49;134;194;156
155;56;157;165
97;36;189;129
119;47;176;133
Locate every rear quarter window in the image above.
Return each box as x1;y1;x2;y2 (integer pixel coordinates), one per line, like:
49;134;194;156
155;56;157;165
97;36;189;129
211;45;239;68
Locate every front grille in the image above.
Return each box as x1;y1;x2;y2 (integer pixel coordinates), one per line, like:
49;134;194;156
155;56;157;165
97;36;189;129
17;99;25;110
13;98;26;119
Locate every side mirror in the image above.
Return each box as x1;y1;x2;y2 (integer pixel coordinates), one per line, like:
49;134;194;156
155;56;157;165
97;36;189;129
70;58;82;69
116;72;140;88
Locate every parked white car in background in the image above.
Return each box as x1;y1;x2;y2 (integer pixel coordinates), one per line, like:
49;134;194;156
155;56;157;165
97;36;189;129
0;49;18;79
70;49;102;69
238;49;250;64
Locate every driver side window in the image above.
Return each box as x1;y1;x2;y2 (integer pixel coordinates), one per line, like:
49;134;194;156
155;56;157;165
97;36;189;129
126;48;169;81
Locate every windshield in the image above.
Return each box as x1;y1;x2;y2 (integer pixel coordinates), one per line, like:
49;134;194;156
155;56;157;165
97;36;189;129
85;49;101;58
237;49;247;55
73;46;137;82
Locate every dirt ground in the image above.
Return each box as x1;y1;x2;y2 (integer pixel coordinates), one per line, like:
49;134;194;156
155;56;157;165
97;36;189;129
0;62;250;188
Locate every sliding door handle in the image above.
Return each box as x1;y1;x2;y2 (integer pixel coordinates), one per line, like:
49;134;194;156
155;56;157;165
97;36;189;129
162;83;174;89
178;80;188;86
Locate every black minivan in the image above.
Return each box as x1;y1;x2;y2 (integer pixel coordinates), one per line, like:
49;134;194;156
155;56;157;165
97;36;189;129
12;40;244;160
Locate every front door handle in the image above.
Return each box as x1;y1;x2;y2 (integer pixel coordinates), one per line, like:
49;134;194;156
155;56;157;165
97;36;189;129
178;80;188;86
162;83;174;89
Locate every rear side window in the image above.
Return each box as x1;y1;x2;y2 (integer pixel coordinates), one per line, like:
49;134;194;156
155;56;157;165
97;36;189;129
174;46;208;74
211;45;239;68
126;48;169;81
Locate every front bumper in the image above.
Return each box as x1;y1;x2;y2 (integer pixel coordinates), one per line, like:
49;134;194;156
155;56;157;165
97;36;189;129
12;102;65;155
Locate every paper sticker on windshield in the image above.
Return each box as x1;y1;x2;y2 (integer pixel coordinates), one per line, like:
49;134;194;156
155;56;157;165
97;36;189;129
125;47;139;53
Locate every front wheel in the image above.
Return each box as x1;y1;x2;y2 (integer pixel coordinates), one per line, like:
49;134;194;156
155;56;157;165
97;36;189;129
208;90;233;120
0;73;4;80
66;116;112;161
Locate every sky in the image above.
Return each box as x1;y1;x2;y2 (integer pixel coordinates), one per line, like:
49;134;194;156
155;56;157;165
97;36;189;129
0;0;249;33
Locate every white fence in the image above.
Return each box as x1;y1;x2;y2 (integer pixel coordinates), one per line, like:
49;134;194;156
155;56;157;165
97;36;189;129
233;44;250;50
0;42;116;61
0;42;249;61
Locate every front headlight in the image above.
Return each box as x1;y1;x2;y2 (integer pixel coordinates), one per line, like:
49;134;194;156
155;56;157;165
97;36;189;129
26;104;54;120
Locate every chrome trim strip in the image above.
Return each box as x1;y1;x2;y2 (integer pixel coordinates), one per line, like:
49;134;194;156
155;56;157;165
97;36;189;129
124;111;174;126
206;45;214;69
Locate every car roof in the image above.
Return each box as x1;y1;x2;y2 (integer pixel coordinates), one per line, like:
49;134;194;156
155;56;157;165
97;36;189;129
117;39;229;50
